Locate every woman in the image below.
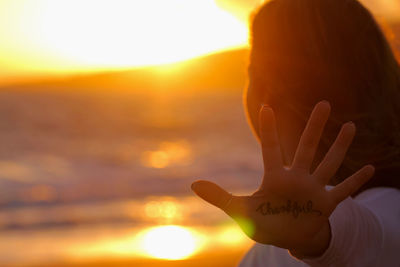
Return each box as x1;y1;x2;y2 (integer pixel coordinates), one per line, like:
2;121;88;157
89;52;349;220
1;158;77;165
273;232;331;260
191;0;400;266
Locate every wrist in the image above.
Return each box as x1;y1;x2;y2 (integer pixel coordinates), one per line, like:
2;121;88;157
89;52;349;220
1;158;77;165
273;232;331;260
289;220;331;260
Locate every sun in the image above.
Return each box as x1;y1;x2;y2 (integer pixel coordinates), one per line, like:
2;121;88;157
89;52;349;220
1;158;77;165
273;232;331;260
19;0;248;72
140;225;199;260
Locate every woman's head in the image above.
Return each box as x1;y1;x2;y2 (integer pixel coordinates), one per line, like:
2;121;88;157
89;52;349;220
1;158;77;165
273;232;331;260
244;0;400;192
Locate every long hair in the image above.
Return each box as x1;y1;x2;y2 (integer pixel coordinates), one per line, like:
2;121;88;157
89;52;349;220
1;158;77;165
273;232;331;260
245;0;400;194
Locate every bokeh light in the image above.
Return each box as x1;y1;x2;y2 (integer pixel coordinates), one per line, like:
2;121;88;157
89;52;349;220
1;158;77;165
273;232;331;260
141;140;193;168
144;200;183;223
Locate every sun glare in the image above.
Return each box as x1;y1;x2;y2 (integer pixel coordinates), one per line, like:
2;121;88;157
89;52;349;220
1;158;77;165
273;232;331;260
140;225;199;260
7;0;248;74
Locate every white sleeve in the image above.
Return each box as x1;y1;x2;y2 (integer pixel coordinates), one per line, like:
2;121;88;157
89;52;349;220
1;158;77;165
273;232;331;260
239;242;309;267
301;188;400;267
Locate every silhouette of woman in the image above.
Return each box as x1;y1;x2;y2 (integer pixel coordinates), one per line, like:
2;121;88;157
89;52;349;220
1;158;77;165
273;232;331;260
192;0;400;266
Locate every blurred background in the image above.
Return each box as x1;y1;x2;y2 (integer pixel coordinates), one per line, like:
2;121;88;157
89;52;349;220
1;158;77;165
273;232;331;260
0;0;399;266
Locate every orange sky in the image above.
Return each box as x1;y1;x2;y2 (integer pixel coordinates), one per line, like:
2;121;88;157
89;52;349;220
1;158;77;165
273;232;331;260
0;0;399;83
0;0;254;83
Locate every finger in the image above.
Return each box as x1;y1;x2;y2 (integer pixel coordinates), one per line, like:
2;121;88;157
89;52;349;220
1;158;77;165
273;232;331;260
292;100;331;170
329;165;375;204
191;180;237;214
313;121;356;184
259;105;283;172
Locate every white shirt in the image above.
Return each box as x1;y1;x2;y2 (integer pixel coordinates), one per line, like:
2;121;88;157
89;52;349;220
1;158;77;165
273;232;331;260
238;187;400;267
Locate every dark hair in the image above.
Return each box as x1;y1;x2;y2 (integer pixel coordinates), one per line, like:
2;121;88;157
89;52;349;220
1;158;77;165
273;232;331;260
245;0;400;194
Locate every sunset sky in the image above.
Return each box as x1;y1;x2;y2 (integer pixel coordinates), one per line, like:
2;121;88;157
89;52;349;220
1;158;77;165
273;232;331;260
0;0;399;82
0;1;400;266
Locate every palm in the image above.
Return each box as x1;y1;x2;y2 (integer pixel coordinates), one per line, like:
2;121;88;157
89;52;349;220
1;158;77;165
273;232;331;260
232;172;333;249
192;101;374;251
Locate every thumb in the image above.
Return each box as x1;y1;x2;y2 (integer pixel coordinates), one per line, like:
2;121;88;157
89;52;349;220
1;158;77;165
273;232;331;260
191;180;234;212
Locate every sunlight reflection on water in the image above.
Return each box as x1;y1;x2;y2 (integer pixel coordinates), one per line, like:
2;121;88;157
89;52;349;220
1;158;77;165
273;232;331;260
0;195;253;265
145;199;183;223
140;140;193;168
66;224;249;262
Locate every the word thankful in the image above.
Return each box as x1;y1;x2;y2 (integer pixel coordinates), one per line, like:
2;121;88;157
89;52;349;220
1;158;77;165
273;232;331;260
256;200;322;218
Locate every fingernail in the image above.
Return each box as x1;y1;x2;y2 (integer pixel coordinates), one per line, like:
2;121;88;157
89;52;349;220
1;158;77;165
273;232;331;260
320;100;330;107
191;182;198;191
191;181;203;192
366;164;375;173
344;121;356;131
262;104;272;111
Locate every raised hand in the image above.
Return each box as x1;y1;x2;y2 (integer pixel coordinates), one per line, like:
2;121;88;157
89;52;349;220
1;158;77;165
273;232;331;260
191;101;375;257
